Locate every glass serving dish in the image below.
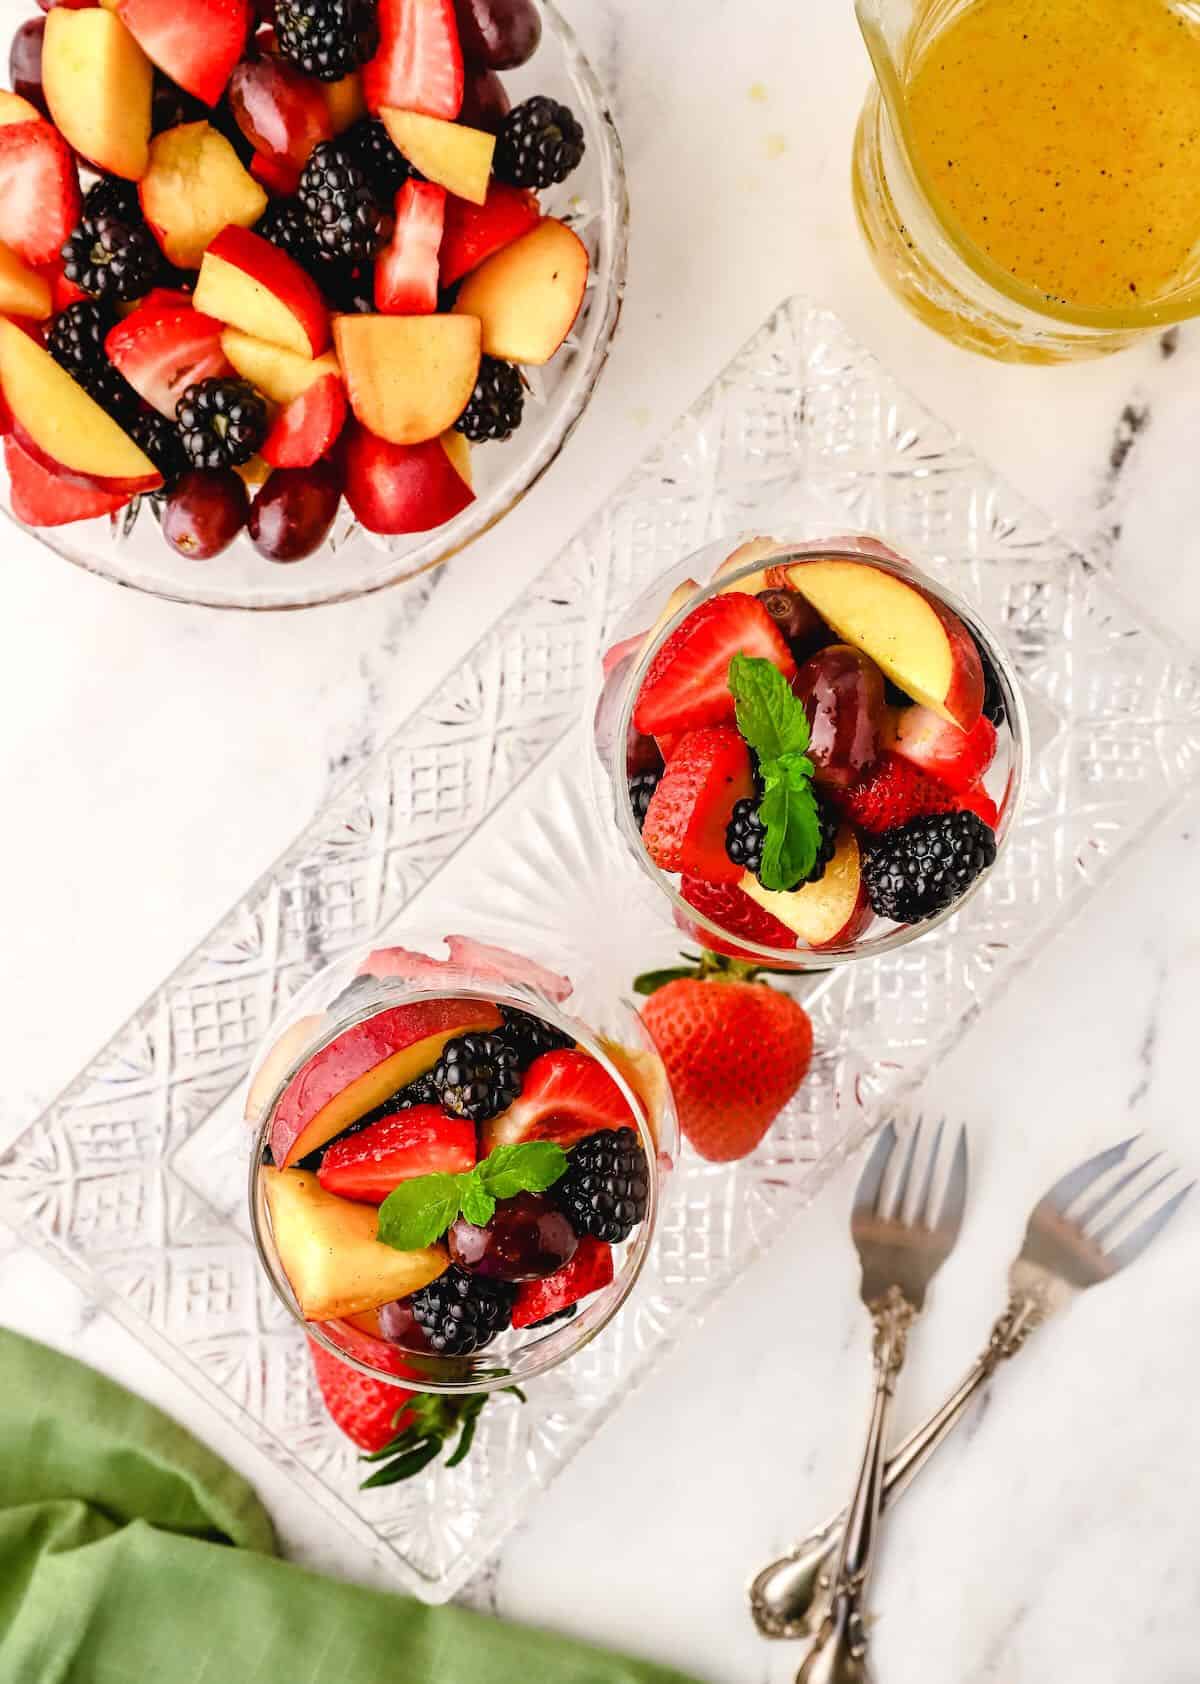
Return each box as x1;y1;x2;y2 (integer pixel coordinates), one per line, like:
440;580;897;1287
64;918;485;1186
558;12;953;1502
0;0;628;609
246;934;674;1395
592;533;1028;970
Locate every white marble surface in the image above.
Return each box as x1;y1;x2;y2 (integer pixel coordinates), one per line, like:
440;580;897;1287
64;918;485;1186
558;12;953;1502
3;2;1200;1681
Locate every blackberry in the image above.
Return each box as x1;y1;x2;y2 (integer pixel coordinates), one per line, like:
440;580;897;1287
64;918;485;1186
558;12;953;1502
61;179;161;303
862;810;997;924
628;768;662;830
384;1070;440;1112
499;1004;575;1069
256;197;317;267
410;1265;516;1356
275;0;378;80
47;300;111;382
554;1127;648;1243
347;117;411;196
494;96;585;189
128;407;187;486
176;378;268;470
82;361;139;424
978;643;1006;728
454;355;524;443
299;137;392;263
434;1032;522;1122
725;794;838;886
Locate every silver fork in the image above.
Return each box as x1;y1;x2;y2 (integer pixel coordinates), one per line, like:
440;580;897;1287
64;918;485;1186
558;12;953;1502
795;1118;968;1684
751;1136;1193;1647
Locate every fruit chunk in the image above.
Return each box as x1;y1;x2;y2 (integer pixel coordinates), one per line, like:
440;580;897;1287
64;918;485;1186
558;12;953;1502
317;1104;476;1203
679;874;798;953
228;53;332;174
741;826;870;949
482;1047;636;1153
0;92;42;128
0;119;80;267
42;9;152;180
263;1166;447;1319
837;751;961;835
363;0;464;119
454;217;587;364
139;121;267;268
341;420;474;533
633;592;796;737
374;178;446;314
642;726;754;886
195;224;328;355
511;1237;613;1329
221;331;339;402
5;434;129;526
334;312;480;444
595;1037;667;1150
440;426;472;487
887;704;997;794
786;558;984;731
245;1012;326;1124
270;997;502;1168
0;242;50;319
438;180;536;287
118;0;251;107
793;643;887;790
261;371;347;468
453;0;540;71
380;107;493;204
105;292;231;417
0;317;160;492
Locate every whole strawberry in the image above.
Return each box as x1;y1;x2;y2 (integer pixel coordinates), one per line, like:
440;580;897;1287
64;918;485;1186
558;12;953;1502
637;953;813;1163
309;1336;415;1452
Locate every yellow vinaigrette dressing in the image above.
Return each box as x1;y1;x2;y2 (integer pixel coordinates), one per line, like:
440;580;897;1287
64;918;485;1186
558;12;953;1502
905;0;1200;314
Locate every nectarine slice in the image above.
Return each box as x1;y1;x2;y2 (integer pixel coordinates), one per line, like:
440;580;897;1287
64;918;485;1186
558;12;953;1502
140;122;267;269
196;226;328;357
43;9;152;181
0;92;41;128
221;331;339;404
454;217;588;365
598;1036;667;1151
0;242;51;320
244;1012;326;1126
440;427;472;489
334;313;481;446
740;827;870;949
380;108;494;205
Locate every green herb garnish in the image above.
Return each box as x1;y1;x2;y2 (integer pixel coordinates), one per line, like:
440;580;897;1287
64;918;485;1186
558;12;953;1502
727;653;822;891
376;1141;568;1251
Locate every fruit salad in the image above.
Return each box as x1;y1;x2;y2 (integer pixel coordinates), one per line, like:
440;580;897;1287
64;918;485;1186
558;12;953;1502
249;936;671;1389
598;536;1023;963
0;0;590;562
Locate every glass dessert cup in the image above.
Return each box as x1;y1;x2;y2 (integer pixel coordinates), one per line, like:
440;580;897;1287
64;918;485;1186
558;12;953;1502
247;933;675;1396
593;533;1028;973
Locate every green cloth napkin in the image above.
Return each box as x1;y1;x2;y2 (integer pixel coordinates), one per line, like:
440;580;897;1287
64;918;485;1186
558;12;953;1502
0;1327;696;1684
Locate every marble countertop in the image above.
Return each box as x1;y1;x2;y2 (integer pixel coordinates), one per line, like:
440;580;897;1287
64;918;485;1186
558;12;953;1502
3;3;1200;1681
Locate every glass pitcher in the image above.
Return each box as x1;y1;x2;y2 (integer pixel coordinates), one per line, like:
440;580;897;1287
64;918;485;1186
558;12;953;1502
851;0;1200;362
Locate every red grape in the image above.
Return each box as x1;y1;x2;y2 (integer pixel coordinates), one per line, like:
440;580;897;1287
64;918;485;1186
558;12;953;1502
9;19;47;116
756;588;827;661
162;469;250;560
793;643;886;788
228;55;332;171
249;461;341;562
449;1193;578;1282
459;65;511;133
377;1298;432;1351
454;0;541;70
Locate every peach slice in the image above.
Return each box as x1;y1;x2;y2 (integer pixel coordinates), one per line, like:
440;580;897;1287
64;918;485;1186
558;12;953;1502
42;8;152;180
0;92;41;128
740;826;871;949
195;225;329;356
454;217;588;365
0;242;51;320
263;1168;448;1321
140;122;267;269
380;108;494;204
598;1036;668;1152
785;558;984;731
333;313;481;446
221;332;339;404
440;427;472;489
244;1012;326;1126
269;996;502;1168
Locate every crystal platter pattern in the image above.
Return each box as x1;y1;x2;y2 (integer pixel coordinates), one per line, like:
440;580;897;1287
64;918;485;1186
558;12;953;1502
3;296;1199;1599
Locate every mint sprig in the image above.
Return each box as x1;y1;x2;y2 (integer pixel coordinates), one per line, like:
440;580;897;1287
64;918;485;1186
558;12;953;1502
728;653;822;891
376;1141;568;1252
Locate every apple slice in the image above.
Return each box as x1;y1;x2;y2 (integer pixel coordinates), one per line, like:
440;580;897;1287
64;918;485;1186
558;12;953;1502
140;121;267;269
0;242;51;319
380;107;493;204
244;1012;326;1126
334;313;480;445
269;996;502;1168
785;558;984;731
0;93;42;128
0;317;160;493
43;9;153;180
341;419;474;534
195;225;329;356
740;826;871;949
263;1167;448;1320
221;331;339;404
454;216;587;365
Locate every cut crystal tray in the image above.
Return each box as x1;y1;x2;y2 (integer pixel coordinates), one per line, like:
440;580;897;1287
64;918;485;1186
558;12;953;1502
3;297;1199;1601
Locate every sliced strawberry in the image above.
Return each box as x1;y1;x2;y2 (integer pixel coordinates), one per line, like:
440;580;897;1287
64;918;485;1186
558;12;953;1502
511;1237;614;1330
960;781;999;828
5;434;129;526
105;294;231;419
117;0;251;106
655;732;684;763
632;592;796;737
439;180;539;288
641;726;754;885
679;875;798;952
442;935;572;1003
363;0;463;119
317;1104;475;1204
887;704;997;794
482;1048;635;1152
836;751;960;835
262;371;347;468
375;178;446;315
0;119;80;267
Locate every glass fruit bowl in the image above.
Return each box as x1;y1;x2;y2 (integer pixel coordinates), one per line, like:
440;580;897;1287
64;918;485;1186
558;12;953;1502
593;533;1029;971
247;932;676;1395
0;0;627;609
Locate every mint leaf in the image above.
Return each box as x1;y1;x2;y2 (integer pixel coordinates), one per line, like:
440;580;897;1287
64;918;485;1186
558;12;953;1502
728;654;811;762
459;1175;495;1228
758;755;822;891
377;1173;464;1251
477;1141;568;1201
